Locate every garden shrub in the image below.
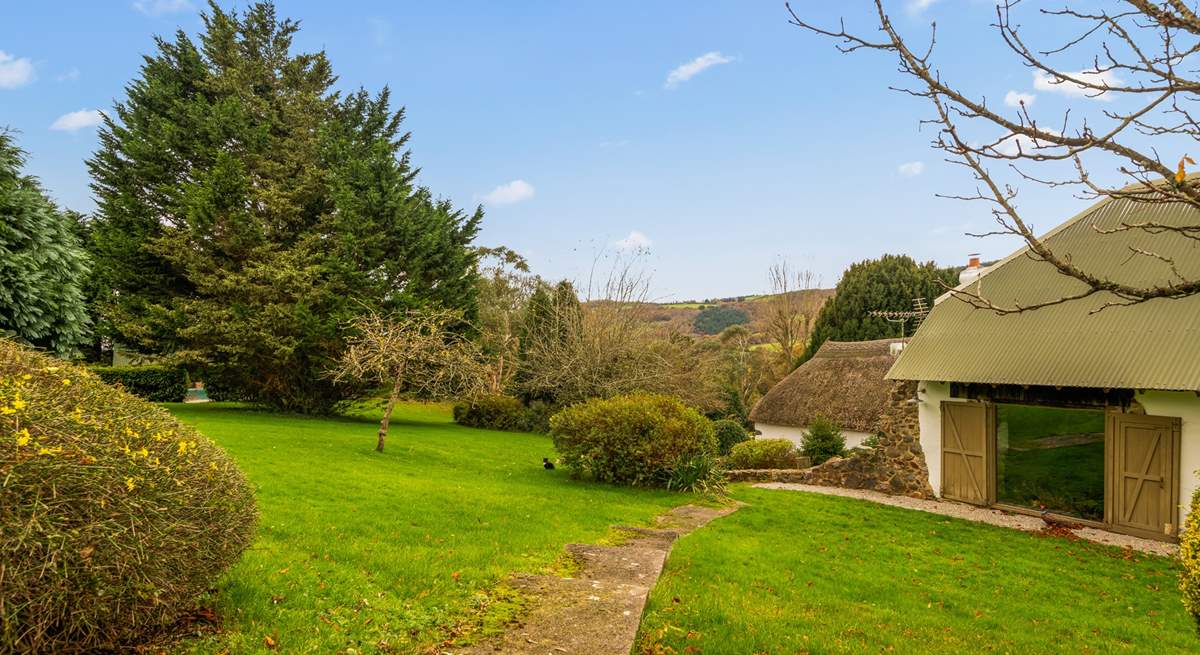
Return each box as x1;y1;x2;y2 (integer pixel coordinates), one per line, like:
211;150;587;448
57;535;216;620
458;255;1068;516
454;395;528;431
0;339;257;652
90;364;187;403
660;454;727;495
802;415;846;465
1181;485;1200;630
727;438;801;469
713;418;750;455
549;393;718;488
453;395;561;433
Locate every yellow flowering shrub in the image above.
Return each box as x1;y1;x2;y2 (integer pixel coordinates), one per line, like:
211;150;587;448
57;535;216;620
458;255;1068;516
0;339;257;652
1182;484;1200;630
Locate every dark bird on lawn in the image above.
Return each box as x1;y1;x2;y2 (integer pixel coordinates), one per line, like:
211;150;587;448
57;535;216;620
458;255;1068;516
543;457;555;470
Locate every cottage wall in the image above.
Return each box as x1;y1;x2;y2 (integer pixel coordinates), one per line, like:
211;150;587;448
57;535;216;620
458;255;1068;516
1137;391;1200;529
753;423;873;450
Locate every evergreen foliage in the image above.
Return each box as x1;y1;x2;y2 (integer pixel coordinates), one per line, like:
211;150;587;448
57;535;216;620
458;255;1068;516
86;2;480;413
692;304;749;335
801;414;846;465
0;132;91;358
802;255;955;363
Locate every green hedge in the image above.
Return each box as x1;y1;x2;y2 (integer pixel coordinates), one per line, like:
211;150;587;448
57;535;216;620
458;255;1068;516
728;438;802;469
1181;486;1200;630
453;396;559;433
713;419;750;455
90;365;187;403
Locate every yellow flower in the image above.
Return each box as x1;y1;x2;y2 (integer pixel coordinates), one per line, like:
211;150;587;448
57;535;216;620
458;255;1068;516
15;429;31;447
136;447;149;459
11;398;26;410
125;477;136;491
38;446;63;456
0;407;13;415
61;379;71;386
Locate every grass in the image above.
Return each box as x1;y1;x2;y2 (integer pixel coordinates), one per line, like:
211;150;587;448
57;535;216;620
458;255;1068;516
166;402;684;654
997;404;1107;521
636;486;1194;655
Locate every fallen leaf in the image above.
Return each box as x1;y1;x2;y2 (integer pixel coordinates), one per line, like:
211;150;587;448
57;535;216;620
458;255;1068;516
263;635;278;650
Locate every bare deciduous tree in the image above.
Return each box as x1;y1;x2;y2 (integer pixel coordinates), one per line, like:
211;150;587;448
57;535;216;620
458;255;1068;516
475;246;536;393
790;0;1200;312
516;258;722;411
765;261;820;371
333;309;487;452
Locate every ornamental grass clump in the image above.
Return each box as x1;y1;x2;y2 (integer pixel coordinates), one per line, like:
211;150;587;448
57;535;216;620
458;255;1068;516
0;339;257;653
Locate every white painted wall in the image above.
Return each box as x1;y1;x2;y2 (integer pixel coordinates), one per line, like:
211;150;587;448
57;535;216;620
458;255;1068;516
915;381;951;497
913;383;1200;528
1136;390;1200;530
753;422;873;451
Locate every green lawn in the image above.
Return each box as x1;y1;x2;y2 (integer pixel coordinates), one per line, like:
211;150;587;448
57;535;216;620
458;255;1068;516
636;487;1194;655
167;402;682;654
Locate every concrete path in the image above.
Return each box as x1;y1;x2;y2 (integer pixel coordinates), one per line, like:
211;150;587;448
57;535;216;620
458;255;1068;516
449;504;738;655
755;482;1177;557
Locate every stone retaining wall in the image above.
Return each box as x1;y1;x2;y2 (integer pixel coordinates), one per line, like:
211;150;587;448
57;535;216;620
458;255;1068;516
728;381;933;497
794;380;934;499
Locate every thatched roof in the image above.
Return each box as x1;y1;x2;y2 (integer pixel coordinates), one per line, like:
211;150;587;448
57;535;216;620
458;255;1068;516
750;338;907;432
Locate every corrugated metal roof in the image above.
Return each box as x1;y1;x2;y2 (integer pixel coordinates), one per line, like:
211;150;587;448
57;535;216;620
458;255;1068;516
887;193;1200;391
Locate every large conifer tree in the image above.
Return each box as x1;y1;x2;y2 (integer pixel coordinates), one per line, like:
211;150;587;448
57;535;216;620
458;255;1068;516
0;132;90;357
88;2;480;413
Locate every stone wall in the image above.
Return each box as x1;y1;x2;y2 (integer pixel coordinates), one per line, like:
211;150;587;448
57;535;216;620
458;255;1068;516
795;379;935;499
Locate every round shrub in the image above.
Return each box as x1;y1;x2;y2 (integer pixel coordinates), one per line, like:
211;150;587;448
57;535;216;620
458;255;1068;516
549;393;717;487
1181;485;1200;630
802;415;846;465
713;418;750;455
728;438;801;469
0;339;257;652
453;395;527;431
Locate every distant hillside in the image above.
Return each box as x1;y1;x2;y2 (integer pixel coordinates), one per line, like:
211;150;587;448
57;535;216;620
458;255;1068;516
645;288;835;338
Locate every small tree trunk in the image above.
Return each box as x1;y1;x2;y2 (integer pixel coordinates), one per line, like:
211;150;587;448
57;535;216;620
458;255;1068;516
377;379;403;453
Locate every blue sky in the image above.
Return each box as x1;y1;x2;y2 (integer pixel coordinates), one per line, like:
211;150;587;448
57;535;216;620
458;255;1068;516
1;1;1128;299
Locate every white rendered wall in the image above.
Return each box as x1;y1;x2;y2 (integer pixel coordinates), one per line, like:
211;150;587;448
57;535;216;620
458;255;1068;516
753;422;873;451
915;381;952;497
1136;390;1200;530
914;383;1199;528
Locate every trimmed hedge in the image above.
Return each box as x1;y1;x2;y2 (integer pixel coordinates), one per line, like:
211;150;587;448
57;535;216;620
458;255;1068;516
728;438;802;469
1181;486;1200;630
713;418;750;455
90;365;187;403
453;396;559;433
549;393;718;488
1;339;257;652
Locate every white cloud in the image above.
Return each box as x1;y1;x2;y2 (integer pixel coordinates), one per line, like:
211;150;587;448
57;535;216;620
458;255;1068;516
0;51;34;89
665;51;733;90
994;128;1062;156
132;0;193;16
906;0;940;13
56;68;80;82
1004;90;1035;107
368;18;392;46
897;161;925;177
482;179;536;205
1033;69;1121;101
50;109;103;132
615;230;652;251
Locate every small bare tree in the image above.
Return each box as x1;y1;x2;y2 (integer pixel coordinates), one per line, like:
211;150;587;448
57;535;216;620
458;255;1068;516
765;261;821;371
333;309;487;452
516;258;722;411
790;1;1200;312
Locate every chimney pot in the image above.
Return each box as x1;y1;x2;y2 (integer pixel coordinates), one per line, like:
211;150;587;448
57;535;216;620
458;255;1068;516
967;253;981;268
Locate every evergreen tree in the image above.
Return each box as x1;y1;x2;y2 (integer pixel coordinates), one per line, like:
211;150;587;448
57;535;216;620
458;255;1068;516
87;2;480;413
0;132;90;357
802;254;955;363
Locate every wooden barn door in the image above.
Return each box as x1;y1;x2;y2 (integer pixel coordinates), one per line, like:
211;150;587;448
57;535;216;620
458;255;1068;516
1106;414;1181;540
941;402;994;506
